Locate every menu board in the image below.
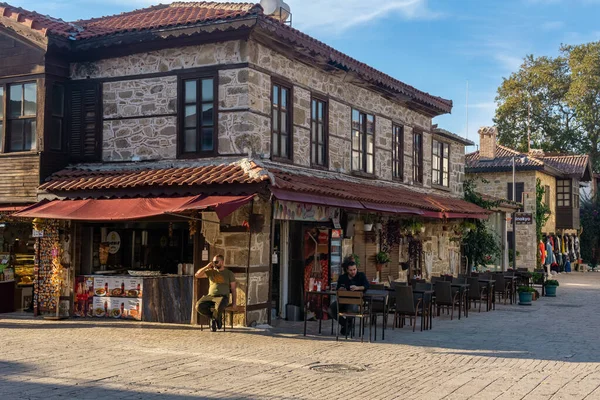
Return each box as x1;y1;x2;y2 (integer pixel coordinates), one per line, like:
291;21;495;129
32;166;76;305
85;275;143;320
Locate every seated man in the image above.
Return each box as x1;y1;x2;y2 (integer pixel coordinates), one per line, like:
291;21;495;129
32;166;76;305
330;261;369;335
195;255;237;332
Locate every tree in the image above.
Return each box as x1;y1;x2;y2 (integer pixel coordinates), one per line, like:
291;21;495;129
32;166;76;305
494;42;600;170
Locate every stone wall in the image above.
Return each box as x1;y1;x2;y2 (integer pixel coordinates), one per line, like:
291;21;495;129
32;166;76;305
103;117;177;161
210;196;271;325
466;171;538;269
536;171;556;233
71;40;247;80
103;77;177;119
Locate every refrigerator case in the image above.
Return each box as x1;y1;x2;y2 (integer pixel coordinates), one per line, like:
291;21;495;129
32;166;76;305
330;229;343;284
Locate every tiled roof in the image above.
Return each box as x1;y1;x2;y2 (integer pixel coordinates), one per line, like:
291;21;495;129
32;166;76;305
0;1;451;115
478;193;521;210
0;2;259;39
270;169;486;216
542;155;590;177
432;126;474;146
40;161;270;192
466;144;591;179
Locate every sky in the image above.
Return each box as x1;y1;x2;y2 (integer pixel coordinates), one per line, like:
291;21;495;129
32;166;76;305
12;0;600;150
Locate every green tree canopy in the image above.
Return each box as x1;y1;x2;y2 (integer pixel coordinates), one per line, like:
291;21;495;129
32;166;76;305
494;42;600;169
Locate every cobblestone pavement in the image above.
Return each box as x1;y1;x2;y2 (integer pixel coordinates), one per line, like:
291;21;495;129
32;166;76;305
2;273;600;400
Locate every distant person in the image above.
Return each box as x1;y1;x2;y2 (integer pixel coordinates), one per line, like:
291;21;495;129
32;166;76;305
330;261;369;335
195;255;237;332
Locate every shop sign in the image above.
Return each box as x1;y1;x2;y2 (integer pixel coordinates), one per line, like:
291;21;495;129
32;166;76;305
106;231;121;254
32;229;44;238
515;213;533;225
274;200;338;222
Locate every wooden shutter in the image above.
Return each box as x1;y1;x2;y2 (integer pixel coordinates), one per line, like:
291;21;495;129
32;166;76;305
507;182;525;203
68;83;101;161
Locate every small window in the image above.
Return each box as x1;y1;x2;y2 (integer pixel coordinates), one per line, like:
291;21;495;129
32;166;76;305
272;83;292;159
413;131;423;184
508;182;525;203
557;179;571;207
351;109;374;174
392;124;404;180
544;185;550;206
432;139;449;187
310;97;327;167
50;84;64;151
6;82;37;152
181;77;216;155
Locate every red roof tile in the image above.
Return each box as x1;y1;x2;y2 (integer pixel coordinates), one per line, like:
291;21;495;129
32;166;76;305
0;2;77;38
542;155;591;177
40;162;270;192
271;169;486;216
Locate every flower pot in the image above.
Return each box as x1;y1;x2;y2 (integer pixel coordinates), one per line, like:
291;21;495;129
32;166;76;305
375;263;384;272
363;223;373;232
545;285;558;297
518;292;533;305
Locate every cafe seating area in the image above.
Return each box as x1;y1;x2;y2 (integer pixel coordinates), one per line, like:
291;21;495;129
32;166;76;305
300;268;545;342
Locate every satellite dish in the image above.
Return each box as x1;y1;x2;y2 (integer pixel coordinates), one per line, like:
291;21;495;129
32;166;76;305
260;0;291;21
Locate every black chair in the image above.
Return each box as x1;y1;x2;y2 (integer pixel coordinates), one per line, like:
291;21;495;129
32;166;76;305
336;290;370;342
393;286;427;332
434;281;460;320
467;277;488;312
493;273;510;304
443;274;454;282
370;283;386;291
431;276;445;285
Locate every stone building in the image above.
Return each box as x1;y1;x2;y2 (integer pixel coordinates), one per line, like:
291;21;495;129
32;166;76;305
0;2;485;324
466;127;592;271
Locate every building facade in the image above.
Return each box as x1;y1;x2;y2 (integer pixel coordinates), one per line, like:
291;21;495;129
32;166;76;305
466;127;592;271
0;2;484;324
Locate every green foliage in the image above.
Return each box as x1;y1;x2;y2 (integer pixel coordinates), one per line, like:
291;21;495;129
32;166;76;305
580;195;600;264
462;179;502;267
494;43;600;170
545;279;560;287
517;286;536;293
535;179;551;242
375;251;391;264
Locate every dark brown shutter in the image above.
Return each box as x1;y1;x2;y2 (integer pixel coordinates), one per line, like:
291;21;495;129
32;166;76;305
68;83;101;161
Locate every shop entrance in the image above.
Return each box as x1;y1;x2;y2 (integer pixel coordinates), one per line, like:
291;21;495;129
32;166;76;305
0;221;35;313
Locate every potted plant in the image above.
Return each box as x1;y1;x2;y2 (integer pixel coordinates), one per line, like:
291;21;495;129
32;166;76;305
362;214;375;232
517;286;535;305
532;289;540;301
544;279;559;297
375;251;391;272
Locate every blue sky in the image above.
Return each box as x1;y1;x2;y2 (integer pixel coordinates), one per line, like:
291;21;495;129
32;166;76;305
13;0;600;149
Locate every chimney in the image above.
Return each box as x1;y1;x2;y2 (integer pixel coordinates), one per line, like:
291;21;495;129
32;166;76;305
478;126;497;160
528;148;545;158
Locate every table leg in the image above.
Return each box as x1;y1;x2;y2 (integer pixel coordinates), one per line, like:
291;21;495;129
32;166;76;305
458;289;462;320
492;284;496;310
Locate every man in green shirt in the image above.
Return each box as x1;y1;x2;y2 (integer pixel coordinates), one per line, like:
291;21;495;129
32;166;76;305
195;255;237;331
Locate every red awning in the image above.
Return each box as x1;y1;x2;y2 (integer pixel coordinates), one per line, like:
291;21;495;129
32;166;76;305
15;195;255;221
271;188;364;210
0;205;29;212
360;202;424;216
175;195;255;219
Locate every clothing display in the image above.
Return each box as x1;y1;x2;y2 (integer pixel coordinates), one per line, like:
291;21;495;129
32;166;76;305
539;241;546;265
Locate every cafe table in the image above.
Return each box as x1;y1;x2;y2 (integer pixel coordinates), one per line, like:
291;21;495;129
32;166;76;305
451;283;470;319
303;290;336;336
477;279;496;311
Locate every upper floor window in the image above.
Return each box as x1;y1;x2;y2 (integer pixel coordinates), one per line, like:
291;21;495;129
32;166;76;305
50;84;65;151
351;109;374;174
311;97;327;167
6;82;36;152
413;131;423;184
272;83;292;159
507;182;525;204
0;87;3;151
181;77;216;155
432;139;449;187
392;124;404;180
557;179;571;207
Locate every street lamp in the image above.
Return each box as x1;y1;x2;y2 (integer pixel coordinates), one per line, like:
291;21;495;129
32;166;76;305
512;155;528;270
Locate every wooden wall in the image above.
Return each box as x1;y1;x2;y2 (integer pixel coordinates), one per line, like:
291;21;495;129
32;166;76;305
0;30;44;77
0;153;40;203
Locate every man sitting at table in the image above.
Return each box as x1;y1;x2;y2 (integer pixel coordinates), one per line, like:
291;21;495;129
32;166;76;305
330;261;369;335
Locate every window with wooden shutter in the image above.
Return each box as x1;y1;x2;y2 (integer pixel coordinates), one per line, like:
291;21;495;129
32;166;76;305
68;83;101;161
507;182;525;203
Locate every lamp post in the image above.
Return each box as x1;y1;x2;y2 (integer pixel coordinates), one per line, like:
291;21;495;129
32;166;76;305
511;155;527;270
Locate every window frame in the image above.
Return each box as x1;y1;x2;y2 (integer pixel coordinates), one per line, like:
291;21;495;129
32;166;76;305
0;84;4;153
432;138;450;187
412;130;423;184
177;73;218;158
310;95;328;168
271;80;293;161
392;124;404;181
557;179;571;207
351;108;375;175
4;80;37;153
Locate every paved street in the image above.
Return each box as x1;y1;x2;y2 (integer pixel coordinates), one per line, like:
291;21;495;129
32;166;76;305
2;273;600;400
